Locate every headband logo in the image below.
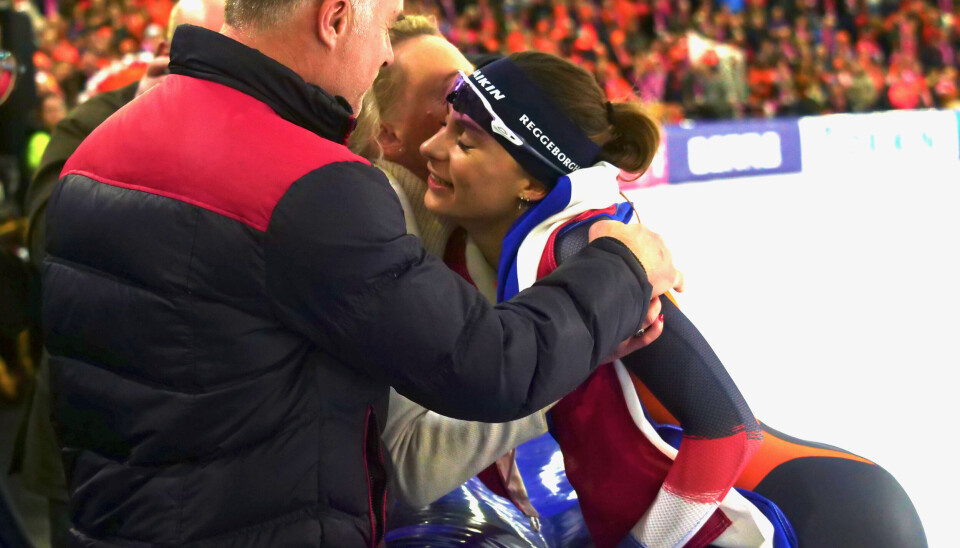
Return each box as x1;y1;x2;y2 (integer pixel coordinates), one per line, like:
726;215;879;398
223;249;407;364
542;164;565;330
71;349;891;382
471;70;506;101
519;114;580;171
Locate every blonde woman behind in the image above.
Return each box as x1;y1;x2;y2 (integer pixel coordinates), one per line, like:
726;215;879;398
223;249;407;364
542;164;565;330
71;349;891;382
350;17;564;528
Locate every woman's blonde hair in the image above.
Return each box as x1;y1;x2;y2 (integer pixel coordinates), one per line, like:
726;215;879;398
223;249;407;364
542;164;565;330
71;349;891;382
349;14;443;159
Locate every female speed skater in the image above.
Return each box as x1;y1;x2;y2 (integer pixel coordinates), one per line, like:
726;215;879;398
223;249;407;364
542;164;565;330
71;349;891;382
351;18;926;548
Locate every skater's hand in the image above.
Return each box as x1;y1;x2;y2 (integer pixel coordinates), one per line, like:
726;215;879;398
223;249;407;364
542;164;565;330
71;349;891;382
589;220;684;297
601;296;664;363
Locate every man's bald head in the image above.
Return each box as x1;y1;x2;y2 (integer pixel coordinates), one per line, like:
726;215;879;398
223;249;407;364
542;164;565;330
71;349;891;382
166;0;226;40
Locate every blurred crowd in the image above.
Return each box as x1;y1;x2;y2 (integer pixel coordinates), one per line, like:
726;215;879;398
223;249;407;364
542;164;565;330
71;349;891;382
411;0;960;122
9;0;960;119
1;0;960;216
18;0;169;106
1;0;170;221
1;0;959;149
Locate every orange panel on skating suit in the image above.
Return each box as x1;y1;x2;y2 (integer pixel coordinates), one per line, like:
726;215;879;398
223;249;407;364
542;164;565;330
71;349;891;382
631;375;875;491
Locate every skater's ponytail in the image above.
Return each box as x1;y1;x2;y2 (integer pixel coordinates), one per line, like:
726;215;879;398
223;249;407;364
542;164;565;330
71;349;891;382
508;52;660;177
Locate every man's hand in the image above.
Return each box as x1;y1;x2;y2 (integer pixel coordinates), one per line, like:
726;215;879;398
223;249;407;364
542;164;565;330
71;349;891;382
136;56;171;97
600;296;664;363
589;220;684;297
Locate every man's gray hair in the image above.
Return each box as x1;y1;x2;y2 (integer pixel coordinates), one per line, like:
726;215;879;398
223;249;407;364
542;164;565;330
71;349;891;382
349;0;373;30
225;0;371;31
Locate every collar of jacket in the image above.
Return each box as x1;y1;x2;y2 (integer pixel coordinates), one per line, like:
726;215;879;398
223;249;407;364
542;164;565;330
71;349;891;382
168;25;356;144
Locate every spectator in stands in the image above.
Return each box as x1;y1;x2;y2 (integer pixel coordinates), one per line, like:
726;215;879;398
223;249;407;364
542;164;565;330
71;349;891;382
848;62;880;111
931;64;960;107
698;49;736;118
1;0;37;215
23;91;65;177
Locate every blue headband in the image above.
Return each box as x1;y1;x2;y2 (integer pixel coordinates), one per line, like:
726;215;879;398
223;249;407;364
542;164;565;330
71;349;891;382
447;58;601;187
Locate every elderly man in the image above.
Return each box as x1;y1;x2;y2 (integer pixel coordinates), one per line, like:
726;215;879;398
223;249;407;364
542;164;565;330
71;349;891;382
42;1;682;546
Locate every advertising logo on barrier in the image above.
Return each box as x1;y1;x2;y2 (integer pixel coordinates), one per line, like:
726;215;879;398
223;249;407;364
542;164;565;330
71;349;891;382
664;118;803;183
618;140;669;190
798;110;960;170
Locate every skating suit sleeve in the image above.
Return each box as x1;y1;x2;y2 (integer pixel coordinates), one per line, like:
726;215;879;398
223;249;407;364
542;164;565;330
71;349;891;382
547;217;763;548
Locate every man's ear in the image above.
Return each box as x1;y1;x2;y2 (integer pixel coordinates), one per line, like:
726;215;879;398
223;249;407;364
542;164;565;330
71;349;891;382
377;121;403;158
154;40;171;57
317;0;350;49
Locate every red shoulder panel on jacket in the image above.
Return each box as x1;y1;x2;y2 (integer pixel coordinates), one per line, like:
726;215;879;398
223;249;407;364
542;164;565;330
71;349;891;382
63;74;369;231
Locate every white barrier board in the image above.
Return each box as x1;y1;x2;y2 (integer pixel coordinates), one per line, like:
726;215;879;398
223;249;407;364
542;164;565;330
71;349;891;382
628;160;960;548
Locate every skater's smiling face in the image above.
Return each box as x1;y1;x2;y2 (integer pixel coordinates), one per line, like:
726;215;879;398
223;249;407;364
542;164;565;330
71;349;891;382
419;98;546;229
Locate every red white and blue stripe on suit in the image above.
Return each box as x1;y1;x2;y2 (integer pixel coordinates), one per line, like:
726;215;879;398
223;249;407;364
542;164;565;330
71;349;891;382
492;163;774;548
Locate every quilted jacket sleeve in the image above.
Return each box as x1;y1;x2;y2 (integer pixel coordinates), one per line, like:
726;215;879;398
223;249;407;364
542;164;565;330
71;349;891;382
265;161;653;422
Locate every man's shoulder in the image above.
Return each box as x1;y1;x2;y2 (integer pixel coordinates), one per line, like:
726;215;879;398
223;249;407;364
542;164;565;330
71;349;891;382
269;161;407;243
79;82;139;122
42;83;137;168
288;160;392;201
60;75;375;232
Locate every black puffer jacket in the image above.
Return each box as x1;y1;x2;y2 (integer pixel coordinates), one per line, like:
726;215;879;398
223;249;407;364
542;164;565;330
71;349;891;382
42;26;653;547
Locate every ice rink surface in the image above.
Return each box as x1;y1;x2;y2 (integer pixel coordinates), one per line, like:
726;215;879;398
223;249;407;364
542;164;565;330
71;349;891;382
626;160;959;548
